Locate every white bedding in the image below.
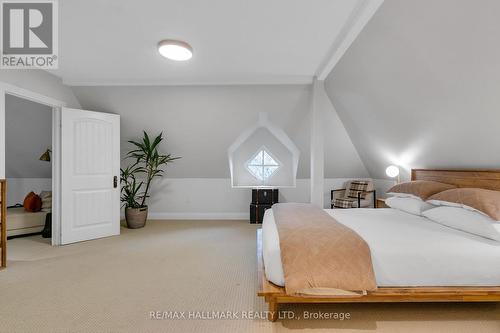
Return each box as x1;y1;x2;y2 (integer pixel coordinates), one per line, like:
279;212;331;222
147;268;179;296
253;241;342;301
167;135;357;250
262;207;500;287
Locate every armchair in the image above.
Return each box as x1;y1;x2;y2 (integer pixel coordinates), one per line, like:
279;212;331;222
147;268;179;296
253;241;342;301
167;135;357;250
331;180;376;209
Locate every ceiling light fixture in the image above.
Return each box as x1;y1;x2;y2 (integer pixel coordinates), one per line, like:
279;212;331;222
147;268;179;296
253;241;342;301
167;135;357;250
158;40;193;61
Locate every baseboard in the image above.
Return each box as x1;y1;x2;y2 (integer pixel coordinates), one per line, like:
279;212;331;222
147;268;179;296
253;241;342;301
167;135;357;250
146;212;249;220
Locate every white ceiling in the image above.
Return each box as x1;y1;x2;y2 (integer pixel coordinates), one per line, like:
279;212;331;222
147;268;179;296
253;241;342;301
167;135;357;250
51;0;380;86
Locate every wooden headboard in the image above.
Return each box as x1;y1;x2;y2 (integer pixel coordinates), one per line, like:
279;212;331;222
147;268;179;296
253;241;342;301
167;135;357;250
411;169;500;191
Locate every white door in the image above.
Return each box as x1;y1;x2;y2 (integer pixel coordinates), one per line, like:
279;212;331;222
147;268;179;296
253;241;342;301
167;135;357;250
61;107;120;244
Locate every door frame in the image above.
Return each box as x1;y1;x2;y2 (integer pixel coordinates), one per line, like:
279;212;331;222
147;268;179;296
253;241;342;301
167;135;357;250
0;81;66;245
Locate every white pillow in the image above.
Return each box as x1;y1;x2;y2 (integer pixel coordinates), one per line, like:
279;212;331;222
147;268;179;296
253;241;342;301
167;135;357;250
40;191;52;199
386;192;422;200
422;206;500;242
427;199;489;217
40;191;52;212
385;196;434;216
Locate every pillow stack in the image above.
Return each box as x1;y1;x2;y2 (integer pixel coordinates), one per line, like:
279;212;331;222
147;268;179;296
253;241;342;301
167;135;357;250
384;181;500;242
40;191;52;213
427;188;500;220
385;180;456;216
424;188;500;241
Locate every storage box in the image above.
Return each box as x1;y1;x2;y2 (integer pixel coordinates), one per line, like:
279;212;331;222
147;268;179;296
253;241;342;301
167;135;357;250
249;203;272;224
251;189;278;205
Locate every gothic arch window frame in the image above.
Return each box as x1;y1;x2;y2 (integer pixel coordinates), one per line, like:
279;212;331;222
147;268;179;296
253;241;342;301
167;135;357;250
228;112;300;188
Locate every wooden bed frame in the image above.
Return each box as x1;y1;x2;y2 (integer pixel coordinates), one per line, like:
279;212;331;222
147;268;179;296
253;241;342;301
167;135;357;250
257;169;500;321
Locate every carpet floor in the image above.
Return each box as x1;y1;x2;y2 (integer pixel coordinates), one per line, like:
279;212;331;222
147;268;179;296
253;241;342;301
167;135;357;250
0;220;499;333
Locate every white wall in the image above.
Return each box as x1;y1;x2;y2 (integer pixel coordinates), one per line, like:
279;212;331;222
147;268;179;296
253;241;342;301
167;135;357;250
325;0;500;180
143;177;387;219
323;85;369;179
373;178;397;199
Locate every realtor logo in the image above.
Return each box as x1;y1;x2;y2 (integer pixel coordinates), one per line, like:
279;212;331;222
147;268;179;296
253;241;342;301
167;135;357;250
1;0;58;68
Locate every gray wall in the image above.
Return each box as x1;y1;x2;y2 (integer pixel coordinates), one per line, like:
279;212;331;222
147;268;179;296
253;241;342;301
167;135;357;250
325;0;500;180
321;82;368;179
6;94;52;178
72;85;311;178
72;84;368;179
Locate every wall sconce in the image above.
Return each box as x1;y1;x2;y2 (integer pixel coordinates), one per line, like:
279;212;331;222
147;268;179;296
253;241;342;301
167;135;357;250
385;165;400;183
39;148;51;162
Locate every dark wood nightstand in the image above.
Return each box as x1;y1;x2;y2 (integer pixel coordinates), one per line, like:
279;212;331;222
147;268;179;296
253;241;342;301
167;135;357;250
376;198;389;208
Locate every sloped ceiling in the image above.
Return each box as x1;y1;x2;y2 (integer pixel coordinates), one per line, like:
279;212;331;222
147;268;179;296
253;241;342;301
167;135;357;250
325;0;500;180
5;94;52;178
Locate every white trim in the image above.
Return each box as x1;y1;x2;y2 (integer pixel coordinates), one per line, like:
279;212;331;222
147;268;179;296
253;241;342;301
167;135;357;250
51;107;62;246
62;77;314;87
0;81;66;246
316;0;384;80
0;82;66;107
230;185;296;189
147;212;248;220
310;78;325;207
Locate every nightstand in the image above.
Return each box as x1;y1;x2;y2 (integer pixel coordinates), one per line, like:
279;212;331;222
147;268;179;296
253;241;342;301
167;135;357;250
376;198;389;208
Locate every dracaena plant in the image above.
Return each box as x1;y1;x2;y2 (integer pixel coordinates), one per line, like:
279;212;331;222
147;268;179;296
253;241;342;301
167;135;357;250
120;163;144;208
120;131;180;208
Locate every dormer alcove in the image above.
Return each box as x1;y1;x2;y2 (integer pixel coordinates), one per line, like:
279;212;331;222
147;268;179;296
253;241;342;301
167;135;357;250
228;113;300;188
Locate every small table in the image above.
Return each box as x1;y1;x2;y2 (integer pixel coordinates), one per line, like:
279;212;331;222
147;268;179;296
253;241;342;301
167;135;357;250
376;198;389;208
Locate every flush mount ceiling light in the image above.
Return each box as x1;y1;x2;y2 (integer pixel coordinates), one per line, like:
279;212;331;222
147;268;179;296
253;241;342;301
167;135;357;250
158;40;193;61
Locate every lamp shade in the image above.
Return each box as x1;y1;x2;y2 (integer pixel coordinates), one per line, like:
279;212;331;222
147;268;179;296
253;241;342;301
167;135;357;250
39;148;51;162
385;165;400;178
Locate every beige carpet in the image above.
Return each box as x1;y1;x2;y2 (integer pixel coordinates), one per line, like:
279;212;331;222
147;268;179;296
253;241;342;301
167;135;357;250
0;220;499;333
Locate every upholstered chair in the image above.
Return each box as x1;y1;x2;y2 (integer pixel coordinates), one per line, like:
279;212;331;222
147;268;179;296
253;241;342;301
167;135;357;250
331;180;376;209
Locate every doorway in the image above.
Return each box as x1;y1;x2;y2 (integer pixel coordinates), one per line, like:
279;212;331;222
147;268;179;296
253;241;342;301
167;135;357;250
5;94;53;244
0;82;121;255
0;83;64;247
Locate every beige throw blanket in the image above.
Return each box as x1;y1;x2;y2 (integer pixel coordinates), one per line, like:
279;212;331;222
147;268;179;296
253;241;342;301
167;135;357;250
273;203;377;296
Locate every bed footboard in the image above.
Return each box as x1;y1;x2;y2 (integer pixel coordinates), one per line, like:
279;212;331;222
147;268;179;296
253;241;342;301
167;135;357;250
256;229;500;322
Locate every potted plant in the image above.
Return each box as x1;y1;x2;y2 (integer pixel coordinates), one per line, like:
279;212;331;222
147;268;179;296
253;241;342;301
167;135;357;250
121;131;180;229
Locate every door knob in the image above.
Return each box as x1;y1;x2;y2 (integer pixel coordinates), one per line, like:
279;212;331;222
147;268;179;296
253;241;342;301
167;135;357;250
113;176;118;188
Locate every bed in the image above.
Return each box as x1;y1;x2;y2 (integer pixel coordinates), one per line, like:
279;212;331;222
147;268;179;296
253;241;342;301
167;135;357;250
7;207;47;237
257;169;500;321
